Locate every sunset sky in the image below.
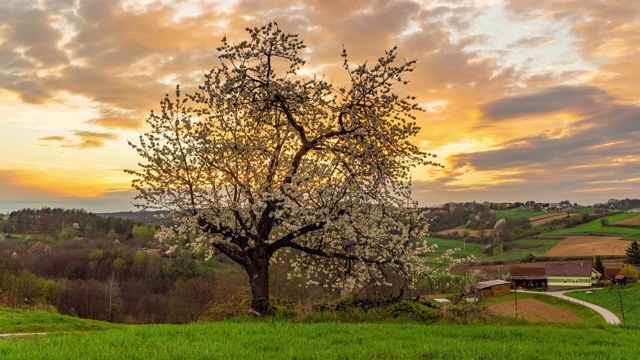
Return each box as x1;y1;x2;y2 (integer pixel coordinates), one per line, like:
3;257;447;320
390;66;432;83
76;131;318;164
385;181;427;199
1;0;639;213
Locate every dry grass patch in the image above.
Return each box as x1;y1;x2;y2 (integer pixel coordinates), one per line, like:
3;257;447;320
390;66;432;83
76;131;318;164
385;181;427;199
545;236;629;256
434;229;484;237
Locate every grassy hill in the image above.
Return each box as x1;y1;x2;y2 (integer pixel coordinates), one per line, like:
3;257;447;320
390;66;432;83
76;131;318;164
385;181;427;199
545;213;640;240
425;237;561;262
0;307;121;334
429;211;640;263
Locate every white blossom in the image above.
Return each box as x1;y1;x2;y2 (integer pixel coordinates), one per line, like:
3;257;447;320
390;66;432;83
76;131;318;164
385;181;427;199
127;23;454;312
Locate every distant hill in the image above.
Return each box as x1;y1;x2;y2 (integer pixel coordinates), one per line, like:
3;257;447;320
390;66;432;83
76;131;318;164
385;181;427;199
98;210;173;226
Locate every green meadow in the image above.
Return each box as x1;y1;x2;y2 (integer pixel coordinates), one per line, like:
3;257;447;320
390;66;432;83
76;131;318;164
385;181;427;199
567;283;640;325
421;237;485;260
545;213;640;239
0;307;121;334
2;316;640;359
422;237;561;263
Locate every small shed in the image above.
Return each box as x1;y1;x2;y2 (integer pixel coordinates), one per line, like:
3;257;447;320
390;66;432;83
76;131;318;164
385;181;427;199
603;268;622;282
472;280;511;297
614;274;628;285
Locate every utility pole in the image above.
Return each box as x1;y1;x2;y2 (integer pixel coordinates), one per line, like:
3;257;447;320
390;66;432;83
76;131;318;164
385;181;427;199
619;292;625;323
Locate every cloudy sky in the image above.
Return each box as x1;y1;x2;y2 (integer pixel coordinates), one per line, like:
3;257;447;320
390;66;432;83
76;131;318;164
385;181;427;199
1;0;639;213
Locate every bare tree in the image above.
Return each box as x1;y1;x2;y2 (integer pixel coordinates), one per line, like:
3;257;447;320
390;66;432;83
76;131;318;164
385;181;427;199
128;22;450;314
104;274;121;321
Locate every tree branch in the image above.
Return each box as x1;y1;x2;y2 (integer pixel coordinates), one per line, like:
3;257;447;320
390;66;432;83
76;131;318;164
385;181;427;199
198;217;249;251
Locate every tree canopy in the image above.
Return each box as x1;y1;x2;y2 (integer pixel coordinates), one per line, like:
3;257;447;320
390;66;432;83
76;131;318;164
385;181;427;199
127;23;448;314
625;240;640;265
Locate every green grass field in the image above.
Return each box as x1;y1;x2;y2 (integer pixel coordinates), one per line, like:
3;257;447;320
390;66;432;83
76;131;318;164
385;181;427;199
509;238;561;255
1;318;639;359
422;237;560;263
0;307;121;334
2;283;640;359
567;283;640;325
1;233;55;243
545;213;640;239
421;237;485;261
610;213;640;224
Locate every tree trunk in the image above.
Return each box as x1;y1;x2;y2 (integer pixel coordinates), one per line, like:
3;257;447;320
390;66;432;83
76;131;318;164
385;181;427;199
246;248;271;315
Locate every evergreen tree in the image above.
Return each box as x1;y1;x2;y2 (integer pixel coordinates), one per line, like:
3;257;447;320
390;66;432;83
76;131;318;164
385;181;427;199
624;241;640;265
594;255;605;275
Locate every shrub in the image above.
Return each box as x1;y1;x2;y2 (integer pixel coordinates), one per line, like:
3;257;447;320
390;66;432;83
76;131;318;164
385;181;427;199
201;295;251;321
268;297;296;320
442;303;492;324
387;300;439;323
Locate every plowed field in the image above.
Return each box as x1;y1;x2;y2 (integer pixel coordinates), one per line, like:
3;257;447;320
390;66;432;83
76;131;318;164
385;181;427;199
544;236;630;256
488;298;581;322
616;214;640;225
528;213;580;226
434;229;483;237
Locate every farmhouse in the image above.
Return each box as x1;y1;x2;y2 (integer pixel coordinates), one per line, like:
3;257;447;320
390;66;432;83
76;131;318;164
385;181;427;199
510;266;546;289
508;262;597;290
471;280;511;297
546;262;597;290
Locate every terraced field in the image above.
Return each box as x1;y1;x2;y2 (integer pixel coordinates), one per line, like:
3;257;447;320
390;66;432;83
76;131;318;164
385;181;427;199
616;214;640;225
544;236;630;256
529;213;570;226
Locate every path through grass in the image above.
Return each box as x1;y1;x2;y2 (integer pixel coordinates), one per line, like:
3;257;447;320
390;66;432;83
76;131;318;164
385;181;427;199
567;283;640;325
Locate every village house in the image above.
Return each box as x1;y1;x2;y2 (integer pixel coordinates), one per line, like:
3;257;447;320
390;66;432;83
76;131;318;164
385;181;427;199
546;262;597;290
508;262;597;290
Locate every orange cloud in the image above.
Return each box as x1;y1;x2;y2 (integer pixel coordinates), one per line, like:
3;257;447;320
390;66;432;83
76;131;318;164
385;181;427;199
38;136;67;141
65;131;118;149
572;187;635;193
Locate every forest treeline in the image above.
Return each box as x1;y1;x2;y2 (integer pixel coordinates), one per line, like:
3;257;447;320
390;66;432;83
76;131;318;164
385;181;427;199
1;208;146;241
0;234;253;323
0;207;240;323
